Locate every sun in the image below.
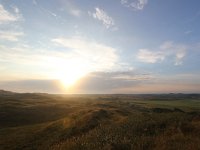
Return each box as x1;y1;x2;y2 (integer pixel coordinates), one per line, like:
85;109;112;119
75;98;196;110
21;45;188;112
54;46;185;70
48;57;90;88
58;67;87;88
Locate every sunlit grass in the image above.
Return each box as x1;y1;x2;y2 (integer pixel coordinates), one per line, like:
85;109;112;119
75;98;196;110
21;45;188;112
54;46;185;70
1;93;200;150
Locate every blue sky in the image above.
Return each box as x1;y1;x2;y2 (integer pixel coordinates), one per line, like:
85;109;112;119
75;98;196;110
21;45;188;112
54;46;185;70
0;0;200;93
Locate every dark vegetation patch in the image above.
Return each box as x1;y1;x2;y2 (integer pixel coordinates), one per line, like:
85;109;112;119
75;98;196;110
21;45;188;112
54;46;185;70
151;107;174;113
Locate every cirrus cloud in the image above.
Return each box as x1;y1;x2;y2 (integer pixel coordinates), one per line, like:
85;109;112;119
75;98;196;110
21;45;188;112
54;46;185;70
121;0;148;11
0;4;22;24
89;7;115;29
0;31;24;41
0;4;24;42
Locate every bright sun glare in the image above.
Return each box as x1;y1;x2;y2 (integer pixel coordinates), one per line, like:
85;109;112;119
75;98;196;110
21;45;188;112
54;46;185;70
58;67;87;88
48;57;90;88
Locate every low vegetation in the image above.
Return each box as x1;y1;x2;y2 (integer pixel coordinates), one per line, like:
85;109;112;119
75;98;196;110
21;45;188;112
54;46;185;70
0;91;200;150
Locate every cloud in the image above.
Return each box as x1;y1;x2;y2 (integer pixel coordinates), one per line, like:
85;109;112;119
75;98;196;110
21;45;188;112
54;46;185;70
71;71;153;93
159;41;173;50
73;72;200;94
161;42;187;66
0;4;24;42
137;41;187;65
137;49;165;63
0;36;124;92
69;9;81;17
59;0;82;17
44;9;57;17
0;45;41;65
0;31;24;41
0;36;121;82
0;44;84;81
1;72;200;94
0;80;63;93
89;7;115;29
11;6;20;14
3;71;145;94
52;36;119;71
175;49;186;66
0;4;21;24
121;0;148;11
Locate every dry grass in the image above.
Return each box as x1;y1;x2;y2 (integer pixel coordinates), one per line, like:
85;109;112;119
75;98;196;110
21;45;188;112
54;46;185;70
0;93;200;150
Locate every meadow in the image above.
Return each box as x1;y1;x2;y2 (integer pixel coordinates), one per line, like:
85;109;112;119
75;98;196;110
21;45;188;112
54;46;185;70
0;90;200;150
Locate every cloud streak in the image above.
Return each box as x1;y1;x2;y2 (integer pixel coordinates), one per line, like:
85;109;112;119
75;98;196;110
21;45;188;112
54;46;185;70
121;0;148;11
71;71;153;93
137;49;165;63
0;4;24;42
68;72;200;94
175;50;186;66
89;8;115;29
69;9;81;17
137;41;187;65
0;80;63;93
0;4;21;24
1;72;200;94
58;0;82;17
0;36;121;81
0;31;24;41
52;36;119;71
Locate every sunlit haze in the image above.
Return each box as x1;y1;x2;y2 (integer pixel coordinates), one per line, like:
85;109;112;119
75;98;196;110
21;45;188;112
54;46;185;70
0;0;200;94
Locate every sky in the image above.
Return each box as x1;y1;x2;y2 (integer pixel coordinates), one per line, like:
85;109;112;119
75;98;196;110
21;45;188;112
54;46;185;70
0;0;200;94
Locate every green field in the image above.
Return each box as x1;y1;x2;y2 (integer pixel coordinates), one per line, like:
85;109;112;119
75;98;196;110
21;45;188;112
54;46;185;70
0;91;200;150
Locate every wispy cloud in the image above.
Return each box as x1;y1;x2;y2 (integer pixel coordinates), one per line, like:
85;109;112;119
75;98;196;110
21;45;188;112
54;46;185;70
71;71;153;93
89;7;115;29
137;41;187;65
161;42;187;66
69;9;81;17
52;36;119;71
137;49;165;63
1;71;200;94
0;44;76;81
0;36;121;82
59;0;82;17
11;6;20;14
41;7;57;17
0;4;21;24
73;72;200;94
121;0;148;11
0;80;62;93
0;4;24;42
0;31;24;41
175;49;186;66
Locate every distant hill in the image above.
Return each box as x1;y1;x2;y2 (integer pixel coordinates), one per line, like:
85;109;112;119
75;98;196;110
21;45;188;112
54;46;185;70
0;90;15;95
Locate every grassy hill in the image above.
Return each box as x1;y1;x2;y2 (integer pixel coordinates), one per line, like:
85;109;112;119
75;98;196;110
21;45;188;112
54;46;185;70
0;91;200;150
